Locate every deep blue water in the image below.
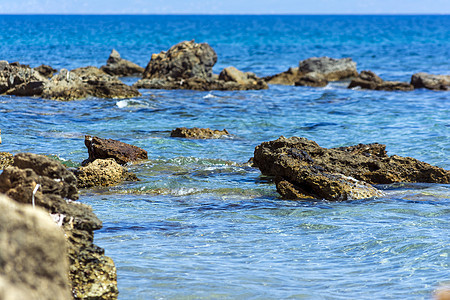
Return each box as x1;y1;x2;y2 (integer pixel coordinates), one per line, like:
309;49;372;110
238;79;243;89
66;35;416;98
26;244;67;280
0;15;449;299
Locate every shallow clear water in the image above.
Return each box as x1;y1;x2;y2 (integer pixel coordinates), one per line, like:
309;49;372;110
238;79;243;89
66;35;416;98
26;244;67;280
0;15;449;299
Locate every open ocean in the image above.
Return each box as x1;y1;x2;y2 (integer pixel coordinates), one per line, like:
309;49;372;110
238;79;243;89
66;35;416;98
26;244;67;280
0;15;449;299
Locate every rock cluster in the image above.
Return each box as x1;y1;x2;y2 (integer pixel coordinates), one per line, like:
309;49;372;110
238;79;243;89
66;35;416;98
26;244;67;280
348;70;414;91
100;49;145;77
134;40;267;91
0;61;48;96
171;127;230;139
254;136;449;201
0;153;118;299
411;72;450;91
0;194;71;300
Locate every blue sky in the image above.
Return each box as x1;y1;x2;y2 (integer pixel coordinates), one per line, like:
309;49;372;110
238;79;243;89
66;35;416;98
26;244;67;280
0;0;449;14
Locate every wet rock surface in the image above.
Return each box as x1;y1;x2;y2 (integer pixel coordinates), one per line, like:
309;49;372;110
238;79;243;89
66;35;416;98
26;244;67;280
348;70;414;91
171;127;230;139
0;194;71;300
253;136;449;201
134;40;267;91
75;158;139;188
0;153;118;299
100;49;145;77
84;135;148;165
410;72;450;91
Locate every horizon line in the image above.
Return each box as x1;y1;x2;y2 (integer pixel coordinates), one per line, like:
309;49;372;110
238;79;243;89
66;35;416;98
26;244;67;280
0;13;449;16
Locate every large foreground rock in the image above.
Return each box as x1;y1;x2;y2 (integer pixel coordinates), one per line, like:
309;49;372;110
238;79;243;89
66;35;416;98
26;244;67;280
84;135;148;165
134;40;267;91
348;71;414;91
0;153;118;299
0;194;71;300
100;49;145;77
254;136;449;201
410;72;450;91
171;127;230;139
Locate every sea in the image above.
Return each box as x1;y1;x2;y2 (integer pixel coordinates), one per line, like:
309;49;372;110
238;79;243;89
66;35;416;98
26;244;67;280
0;15;449;299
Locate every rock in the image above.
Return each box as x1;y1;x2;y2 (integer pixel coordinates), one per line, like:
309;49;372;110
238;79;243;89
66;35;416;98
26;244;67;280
34;64;58;78
253;136;449;200
263;67;301;85
0;194;71;300
348;70;414;91
170;127;230;139
411;72;450;91
0;61;48;96
100;49;145;77
294;72;328;87
74;158;139;188
42;69;89;100
84;135;148;165
299;57;358;81
0;153;119;299
134;40;267;91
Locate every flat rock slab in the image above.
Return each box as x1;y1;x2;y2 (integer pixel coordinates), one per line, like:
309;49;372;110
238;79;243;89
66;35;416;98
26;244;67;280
85;135;148;165
171;127;230;139
411;72;450;91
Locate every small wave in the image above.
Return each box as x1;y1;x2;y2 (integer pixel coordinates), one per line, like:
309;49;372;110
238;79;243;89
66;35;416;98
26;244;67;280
116;100;129;108
203;93;217;99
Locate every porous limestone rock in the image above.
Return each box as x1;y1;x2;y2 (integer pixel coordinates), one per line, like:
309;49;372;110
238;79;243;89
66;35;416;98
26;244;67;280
170;127;230;139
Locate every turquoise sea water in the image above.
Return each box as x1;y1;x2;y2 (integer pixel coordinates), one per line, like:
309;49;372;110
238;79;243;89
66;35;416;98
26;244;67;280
0;15;449;299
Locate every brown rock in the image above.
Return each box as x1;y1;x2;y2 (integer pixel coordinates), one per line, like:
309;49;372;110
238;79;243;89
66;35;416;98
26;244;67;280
299;57;358;81
254;136;449;200
349;71;414;91
34;64;58;78
294;72;328;87
42;69;89;100
0;61;48;96
0;152;13;170
170;127;230;139
75;158;139;188
411;72;450;91
84;135;148;165
263;67;301;85
0;194;71;300
100;49;145;77
218;66;268;90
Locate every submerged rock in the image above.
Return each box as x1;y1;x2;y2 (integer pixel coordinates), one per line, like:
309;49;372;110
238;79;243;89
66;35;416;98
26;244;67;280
34;64;58;78
348;70;414;91
100;49;145;77
75;158;139;188
171;127;230;139
134;40;267;91
0;61;47;96
0;153;118;299
410;72;450;91
84;135;148;165
253;136;449;201
0;194;71;300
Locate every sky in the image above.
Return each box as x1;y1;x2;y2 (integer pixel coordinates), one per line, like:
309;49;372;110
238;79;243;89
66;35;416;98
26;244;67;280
0;0;449;15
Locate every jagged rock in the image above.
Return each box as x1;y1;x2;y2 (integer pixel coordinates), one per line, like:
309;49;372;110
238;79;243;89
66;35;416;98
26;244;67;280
0;61;48;96
348;70;414;91
0;152;12;170
299;57;358;81
75;158;139;188
134;40;267;91
42;69;89;100
411;72;450;91
84;135;148;165
100;49;145;76
0;194;71;300
263;67;301;85
170;127;230;139
34;64;58;78
0;153;118;299
253;136;449;201
294;72;328;87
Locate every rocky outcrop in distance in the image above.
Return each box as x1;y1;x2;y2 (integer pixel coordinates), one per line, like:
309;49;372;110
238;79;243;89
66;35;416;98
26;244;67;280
100;49;145;77
348;70;414;91
34;64;58;78
0;153;119;299
133;40;268;91
253;136;449;201
411;72;450;91
171;127;230;139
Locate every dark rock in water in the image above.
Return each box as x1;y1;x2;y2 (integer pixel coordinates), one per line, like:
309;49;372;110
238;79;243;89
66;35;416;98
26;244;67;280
134;40;267;91
100;49;145;77
84;135;148;165
263;67;301;85
410;72;450;91
299;57;358;81
0;153;118;299
294;72;328;87
348;70;414;91
171;127;230;139
34;64;58;78
0;152;13;170
0;194;71;300
0;60;47;96
253;136;449;201
75;158;139;188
